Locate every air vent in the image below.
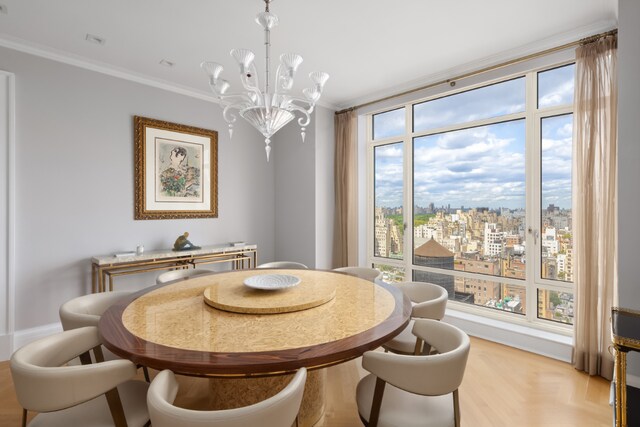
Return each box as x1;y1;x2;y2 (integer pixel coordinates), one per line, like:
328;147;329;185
159;59;175;68
85;33;106;45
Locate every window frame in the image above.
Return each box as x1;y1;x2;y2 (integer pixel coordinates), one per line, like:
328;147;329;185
366;60;576;334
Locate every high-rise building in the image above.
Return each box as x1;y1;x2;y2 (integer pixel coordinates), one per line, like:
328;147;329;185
413;238;455;295
483;223;504;257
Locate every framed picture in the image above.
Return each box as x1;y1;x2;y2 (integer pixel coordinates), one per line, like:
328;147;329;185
134;116;218;219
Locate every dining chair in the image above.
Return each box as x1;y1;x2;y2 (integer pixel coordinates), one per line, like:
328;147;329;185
333;266;382;283
257;261;309;269
10;326;149;427
59;290;150;381
147;368;307;427
156;268;213;284
356;319;470;427
382;281;448;355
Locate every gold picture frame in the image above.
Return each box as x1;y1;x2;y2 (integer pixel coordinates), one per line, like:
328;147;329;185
134;116;218;220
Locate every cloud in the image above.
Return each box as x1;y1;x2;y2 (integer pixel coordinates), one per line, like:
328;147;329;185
410;121;527;208
373;108;405;139
413;78;525;132
374;72;575;210
539;81;574;109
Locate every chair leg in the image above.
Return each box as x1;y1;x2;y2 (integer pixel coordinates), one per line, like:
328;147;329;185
78;350;93;365
22;408;27;427
368;377;386;427
143;366;150;383
453;389;461;427
413;338;423;355
93;345;105;363
105;388;128;427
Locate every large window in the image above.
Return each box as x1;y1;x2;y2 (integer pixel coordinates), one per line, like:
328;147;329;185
369;63;575;328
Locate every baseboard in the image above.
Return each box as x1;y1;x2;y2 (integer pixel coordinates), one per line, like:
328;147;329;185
10;322;62;358
0;333;11;360
444;309;573;363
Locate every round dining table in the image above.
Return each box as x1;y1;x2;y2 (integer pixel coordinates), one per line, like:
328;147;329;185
99;269;411;426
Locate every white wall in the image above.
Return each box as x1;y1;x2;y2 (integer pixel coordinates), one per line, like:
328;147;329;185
0;46;276;344
617;0;640;378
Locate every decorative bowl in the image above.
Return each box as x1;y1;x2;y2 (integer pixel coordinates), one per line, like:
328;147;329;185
243;274;301;290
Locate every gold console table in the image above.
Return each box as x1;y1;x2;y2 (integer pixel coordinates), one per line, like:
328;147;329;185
91;244;257;292
612;306;640;427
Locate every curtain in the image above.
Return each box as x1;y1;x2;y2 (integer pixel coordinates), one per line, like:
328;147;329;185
572;35;618;380
333;110;358;268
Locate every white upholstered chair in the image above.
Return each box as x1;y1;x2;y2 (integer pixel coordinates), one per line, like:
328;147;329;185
356;319;470;427
383;281;448;355
156;268;213;284
59;291;134;331
333;267;382;283
147;368;307;427
257;261;309;269
59;290;150;381
10;326;149;427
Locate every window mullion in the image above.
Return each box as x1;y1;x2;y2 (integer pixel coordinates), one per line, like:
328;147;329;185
525;71;540;323
405;105;413;276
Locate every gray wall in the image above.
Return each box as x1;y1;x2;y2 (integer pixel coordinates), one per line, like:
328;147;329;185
272;104;335;270
0;46;276;331
314;106;334;269
618;0;640;377
273;109;317;268
0;72;11;356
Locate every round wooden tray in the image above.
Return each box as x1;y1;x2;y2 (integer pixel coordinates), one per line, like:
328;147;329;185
203;271;336;314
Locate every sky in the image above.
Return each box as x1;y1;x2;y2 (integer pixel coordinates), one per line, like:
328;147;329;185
373;64;574;211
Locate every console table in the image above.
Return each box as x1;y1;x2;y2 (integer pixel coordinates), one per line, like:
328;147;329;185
612;306;640;427
91;244;257;292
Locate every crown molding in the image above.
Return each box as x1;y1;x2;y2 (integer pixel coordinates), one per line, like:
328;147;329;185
0;34;220;103
0;33;338;111
336;19;618;111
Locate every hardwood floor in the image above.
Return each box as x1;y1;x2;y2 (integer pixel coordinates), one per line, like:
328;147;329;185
0;337;612;426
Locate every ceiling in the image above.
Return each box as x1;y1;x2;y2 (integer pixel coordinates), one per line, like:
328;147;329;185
0;0;618;110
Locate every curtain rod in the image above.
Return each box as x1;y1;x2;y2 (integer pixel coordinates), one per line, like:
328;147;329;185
335;28;617;115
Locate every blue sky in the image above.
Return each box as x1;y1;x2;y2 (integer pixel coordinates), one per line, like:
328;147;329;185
373;64;574;210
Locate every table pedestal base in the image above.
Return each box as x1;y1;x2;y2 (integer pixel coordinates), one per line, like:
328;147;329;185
209;369;326;427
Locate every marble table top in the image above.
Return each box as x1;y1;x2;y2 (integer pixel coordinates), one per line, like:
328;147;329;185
92;243;257;265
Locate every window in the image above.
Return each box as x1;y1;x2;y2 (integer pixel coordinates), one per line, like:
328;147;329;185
374;142;404;259
369;62;575;328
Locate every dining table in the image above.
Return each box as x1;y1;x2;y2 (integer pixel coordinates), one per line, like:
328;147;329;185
98;268;411;426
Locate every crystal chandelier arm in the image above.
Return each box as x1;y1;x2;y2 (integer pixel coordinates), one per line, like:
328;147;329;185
284;96;315;110
222;103;241;124
238;62;262;97
274;64;287;93
216;91;257;104
286;104;312;127
274;53;304;93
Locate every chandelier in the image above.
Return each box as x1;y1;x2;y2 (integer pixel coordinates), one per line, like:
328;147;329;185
201;0;329;161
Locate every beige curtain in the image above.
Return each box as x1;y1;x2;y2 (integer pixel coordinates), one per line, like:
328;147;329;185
572;35;618;380
333;110;358;268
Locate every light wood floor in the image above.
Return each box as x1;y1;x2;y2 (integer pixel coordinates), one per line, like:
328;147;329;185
0;337;612;427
